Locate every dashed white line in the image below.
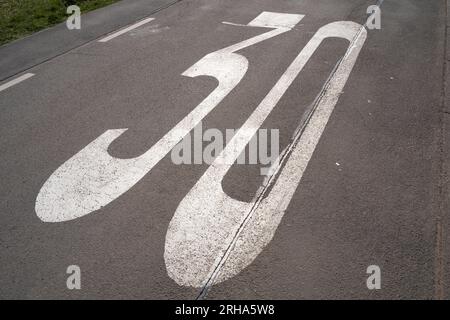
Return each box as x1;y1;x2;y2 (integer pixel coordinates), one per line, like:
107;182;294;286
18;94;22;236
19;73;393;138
98;17;155;43
0;73;34;93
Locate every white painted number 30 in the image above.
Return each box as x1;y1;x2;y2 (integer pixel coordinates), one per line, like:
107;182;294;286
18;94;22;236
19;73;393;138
36;12;367;287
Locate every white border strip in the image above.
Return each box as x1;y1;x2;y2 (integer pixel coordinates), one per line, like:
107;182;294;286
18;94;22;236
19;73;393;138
98;17;155;43
0;73;34;93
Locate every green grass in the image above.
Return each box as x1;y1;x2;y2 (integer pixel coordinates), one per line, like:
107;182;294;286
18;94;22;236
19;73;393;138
0;0;120;45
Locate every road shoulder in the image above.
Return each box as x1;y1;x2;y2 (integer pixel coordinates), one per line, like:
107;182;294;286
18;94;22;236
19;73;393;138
0;0;180;82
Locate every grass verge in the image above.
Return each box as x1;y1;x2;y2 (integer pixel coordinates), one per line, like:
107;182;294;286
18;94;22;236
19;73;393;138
0;0;120;46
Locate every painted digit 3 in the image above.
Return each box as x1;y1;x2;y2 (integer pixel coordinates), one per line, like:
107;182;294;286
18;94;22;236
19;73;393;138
35;12;303;222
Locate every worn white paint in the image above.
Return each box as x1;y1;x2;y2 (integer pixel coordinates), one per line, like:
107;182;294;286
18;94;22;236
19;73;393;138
165;21;367;288
36;12;302;222
98;17;155;42
0;73;34;93
223;12;303;29
247;11;304;28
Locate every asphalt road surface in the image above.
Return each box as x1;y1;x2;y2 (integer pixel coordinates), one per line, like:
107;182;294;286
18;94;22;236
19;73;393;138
0;0;449;299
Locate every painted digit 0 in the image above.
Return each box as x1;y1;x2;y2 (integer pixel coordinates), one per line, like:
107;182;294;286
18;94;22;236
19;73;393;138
165;21;367;288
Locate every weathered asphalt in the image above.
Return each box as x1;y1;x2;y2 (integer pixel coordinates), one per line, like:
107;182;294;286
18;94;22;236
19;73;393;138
0;0;448;299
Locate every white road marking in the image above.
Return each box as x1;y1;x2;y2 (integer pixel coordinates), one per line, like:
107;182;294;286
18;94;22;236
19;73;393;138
222;21;249;27
35;12;302;222
165;21;367;288
223;11;304;29
98;17;155;42
0;73;34;93
247;11;304;28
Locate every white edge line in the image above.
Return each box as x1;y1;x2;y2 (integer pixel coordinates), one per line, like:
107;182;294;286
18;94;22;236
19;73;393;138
98;17;155;43
0;73;35;93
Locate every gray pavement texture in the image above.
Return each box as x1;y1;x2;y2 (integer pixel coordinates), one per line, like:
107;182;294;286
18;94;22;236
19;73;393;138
0;0;449;299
